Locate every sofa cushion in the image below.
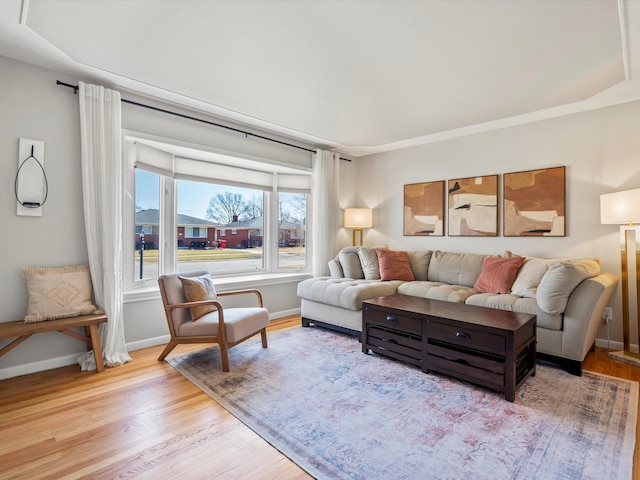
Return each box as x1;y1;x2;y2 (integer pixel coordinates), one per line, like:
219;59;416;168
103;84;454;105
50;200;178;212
536;259;600;314
465;293;563;331
408;250;433;281
297;277;403;311
473;256;525;294
397;281;477;303
427;250;489;287
358;247;381;280
338;248;364;279
377;249;415;281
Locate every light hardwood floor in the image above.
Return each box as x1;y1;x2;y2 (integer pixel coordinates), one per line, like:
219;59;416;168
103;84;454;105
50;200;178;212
0;316;638;479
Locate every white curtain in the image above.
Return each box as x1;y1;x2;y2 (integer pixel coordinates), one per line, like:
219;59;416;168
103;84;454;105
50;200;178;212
312;149;340;277
77;82;132;369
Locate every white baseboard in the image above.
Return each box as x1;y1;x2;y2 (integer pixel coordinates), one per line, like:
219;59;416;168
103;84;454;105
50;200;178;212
270;308;301;320
0;308;302;380
594;338;638;353
126;335;171;352
0;353;82;381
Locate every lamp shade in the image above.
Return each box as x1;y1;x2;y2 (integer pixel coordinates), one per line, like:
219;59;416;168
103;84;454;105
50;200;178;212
344;208;373;228
600;188;640;224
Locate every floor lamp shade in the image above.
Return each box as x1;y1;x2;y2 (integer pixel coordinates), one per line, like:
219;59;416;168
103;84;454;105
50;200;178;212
600;188;640;363
344;208;373;246
600;189;640;225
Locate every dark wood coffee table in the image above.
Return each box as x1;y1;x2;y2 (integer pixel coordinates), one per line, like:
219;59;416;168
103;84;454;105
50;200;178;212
362;294;536;402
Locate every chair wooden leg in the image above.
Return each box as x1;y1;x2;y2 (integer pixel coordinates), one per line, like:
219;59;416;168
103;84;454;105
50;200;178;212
261;328;268;348
157;340;179;361
220;345;230;372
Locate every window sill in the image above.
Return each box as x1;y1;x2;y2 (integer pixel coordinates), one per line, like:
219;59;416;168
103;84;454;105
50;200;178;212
124;272;312;304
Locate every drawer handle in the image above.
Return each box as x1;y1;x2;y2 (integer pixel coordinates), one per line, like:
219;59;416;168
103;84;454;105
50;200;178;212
386;315;398;324
382;338;398;344
455;331;471;339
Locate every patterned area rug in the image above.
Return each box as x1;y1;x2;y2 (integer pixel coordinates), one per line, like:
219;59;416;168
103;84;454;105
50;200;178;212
167;327;637;480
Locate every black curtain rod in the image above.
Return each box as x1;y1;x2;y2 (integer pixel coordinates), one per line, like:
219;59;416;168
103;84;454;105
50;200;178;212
56;80;351;162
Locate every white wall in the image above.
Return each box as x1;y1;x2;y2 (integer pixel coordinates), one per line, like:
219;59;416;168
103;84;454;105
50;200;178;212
0;56;310;379
353;100;640;348
3;52;639;378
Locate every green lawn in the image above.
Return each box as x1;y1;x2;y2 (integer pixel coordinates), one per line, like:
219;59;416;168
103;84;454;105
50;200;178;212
135;247;303;263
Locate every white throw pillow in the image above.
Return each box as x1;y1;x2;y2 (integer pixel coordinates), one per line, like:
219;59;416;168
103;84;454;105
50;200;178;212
338;249;364;279
510;257;557;298
328;259;344;278
536;259;600;314
358;247;381;280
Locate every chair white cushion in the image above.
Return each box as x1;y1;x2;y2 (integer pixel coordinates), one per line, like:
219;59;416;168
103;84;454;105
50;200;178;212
177;307;269;343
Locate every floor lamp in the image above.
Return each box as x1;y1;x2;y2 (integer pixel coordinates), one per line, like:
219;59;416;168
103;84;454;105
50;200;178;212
600;188;640;365
344;208;373;247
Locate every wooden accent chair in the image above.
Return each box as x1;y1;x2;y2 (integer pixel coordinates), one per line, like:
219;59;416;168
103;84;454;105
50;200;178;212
158;270;269;371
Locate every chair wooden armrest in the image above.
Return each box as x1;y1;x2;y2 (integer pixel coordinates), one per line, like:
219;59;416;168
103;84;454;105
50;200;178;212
218;289;264;307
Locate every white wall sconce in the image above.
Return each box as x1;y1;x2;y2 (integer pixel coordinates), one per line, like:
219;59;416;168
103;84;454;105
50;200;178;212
344;208;373;246
600;188;640;365
15;138;47;217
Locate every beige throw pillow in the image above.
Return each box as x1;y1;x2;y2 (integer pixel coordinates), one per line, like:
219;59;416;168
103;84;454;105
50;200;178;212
22;264;101;323
179;274;218;320
358;247;382;280
536;259;600;314
338;248;364;279
510;257;558;298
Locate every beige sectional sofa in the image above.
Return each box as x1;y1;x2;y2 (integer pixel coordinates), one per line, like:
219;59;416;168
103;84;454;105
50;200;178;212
297;247;618;375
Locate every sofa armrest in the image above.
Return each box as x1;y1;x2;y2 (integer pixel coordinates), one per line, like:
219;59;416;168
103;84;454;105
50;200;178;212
561;273;618;361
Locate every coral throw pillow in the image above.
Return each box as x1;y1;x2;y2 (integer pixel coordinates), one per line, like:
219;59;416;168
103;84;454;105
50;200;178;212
473;256;525;294
179;274;218;320
376;249;415;281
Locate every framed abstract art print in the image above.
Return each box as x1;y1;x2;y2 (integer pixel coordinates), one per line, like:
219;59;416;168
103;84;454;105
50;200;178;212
503;166;565;237
448;175;498;236
404;180;445;236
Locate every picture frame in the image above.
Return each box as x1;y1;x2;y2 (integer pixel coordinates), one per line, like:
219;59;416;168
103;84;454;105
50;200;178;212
404;180;445;236
448;175;498;236
503;166;565;237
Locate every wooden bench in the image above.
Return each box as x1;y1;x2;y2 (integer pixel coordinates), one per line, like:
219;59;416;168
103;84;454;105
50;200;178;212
0;313;108;372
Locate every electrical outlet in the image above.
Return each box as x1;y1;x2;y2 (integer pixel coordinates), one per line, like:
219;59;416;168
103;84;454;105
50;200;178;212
602;307;613;324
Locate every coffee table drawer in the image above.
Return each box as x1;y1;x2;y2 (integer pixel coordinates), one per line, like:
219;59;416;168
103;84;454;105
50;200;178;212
364;305;422;334
427;354;504;392
367;326;422;365
426;342;504;374
427;320;505;355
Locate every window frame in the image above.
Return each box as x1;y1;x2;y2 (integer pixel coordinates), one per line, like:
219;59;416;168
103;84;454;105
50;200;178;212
123;133;311;293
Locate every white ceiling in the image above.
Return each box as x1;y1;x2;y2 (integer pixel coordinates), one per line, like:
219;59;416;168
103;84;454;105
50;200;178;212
0;0;639;157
